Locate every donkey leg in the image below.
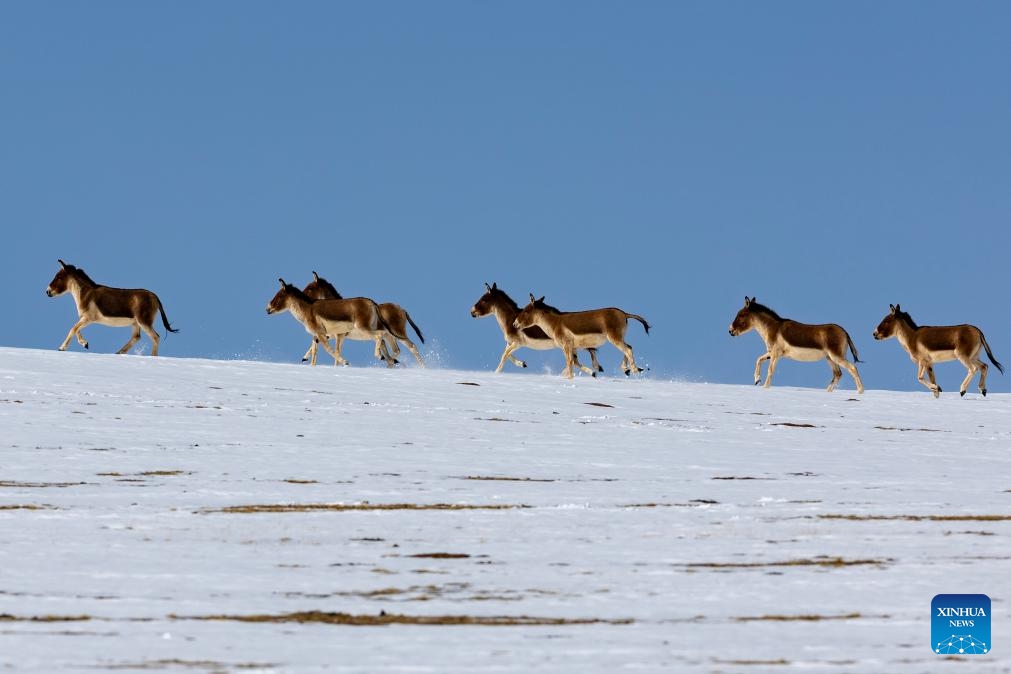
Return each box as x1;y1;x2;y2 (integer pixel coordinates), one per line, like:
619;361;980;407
977;359;989;396
117;324;142;355
331;335;348;366
917;362;941;397
826;359;842;392
763;355;780;388
302;340;315;363
588;348;604;373
400;337;425;366
570;351;596;377
376;334;397;367
842;359;865;394
957;358;976;397
386;334;402;360
141;324;161;356
615;341;642;376
753;353;771;385
60;318;90;351
497;343;522;372
561;343;576;379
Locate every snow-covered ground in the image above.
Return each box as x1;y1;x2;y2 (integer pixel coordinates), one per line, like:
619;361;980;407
1;346;1008;673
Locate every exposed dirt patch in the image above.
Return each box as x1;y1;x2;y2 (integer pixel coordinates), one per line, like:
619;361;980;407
714;659;790;666
623;500;718;508
584;402;614;408
137;471;189;477
0;614;92;622
0;481;88;488
769;422;819;428
711;476;775;481
475;417;520;423
283;479;319;484
463;476;556;483
684;556;891;570
0;504;56;511
205;503;532;514
821;514;1011;522
456;382;481;386
102;660;278;670
407;553;471;559
172;611;633;626
874;426;944;432
733;612;872;622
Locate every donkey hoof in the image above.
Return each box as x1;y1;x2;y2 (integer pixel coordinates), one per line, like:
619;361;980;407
960;390;966;397
519;362;527;368
591;372;597;378
624;369;631;377
982;389;988;397
84;343;89;350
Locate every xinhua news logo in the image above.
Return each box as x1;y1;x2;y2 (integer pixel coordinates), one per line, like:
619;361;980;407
932;594;991;655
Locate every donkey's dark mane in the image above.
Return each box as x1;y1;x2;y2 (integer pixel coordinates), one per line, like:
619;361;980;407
895;309;919;329
748;300;783;321
310;275;343;300
486;287;520;312
66;265;98;288
284;283;315;304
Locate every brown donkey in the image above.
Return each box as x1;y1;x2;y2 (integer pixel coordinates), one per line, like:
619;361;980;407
873;304;1004;398
45;259;178;356
266;279;396;368
302;271;425;366
512;294;649;379
729;297;864;393
470;283;603;374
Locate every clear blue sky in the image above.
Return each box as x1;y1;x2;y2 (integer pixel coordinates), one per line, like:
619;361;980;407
3;2;1010;392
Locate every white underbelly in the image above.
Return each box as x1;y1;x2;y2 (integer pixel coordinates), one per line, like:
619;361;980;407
784;347;827;362
924;350;957;364
96;316;136;328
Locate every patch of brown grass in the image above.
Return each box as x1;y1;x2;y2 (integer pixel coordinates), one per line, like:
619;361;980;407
734;612;870;622
769;422;818;428
0;504;56;511
407;553;471;559
0;481;87;488
820;514;1011;522
463;476;555;483
0;614;92;622
684;556;891;569
205;503;531;514
172;611;633;626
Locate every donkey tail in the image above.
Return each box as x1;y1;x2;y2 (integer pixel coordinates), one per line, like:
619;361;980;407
845;330;862;363
625;313;650;335
158;299;180;334
981;331;1005;374
406;311;425;344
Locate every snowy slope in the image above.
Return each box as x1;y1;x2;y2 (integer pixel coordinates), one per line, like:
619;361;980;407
1;347;1009;673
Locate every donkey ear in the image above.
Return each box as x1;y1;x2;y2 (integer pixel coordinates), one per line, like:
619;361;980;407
529;293;536;303
744;296;751;306
58;259;67;269
312;271;320;282
484;282;491;291
278;277;287;287
891;304;899;314
537;295;545;303
491;282;497;290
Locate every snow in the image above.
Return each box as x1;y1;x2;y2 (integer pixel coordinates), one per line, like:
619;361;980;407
1;346;1008;673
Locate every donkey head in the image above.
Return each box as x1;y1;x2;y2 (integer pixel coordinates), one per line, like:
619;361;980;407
512;294;547;330
470;282;501;318
873;304;903;340
728;296;756;336
46;259;73;297
267;278;301;315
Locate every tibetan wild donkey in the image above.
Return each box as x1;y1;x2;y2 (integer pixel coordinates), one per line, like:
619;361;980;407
729;296;864;393
302;271;425;366
45;259;178;355
512;294;649;379
266;279;397;367
873;304;1004;398
470;283;605;374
